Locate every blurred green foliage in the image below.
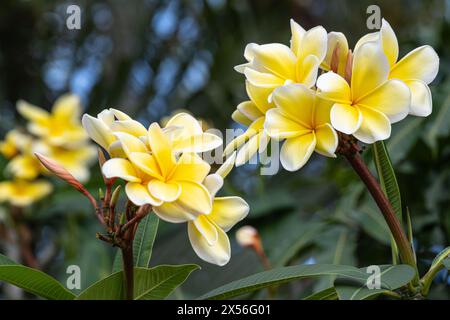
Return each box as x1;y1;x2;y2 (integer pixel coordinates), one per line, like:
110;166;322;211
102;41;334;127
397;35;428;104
0;0;448;299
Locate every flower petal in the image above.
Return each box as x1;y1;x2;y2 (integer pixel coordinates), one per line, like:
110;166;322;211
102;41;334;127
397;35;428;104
172;133;222;153
265;109;310;140
235;133;260;166
114;132;148;157
188;220;231;266
330;103;362;135
193;215;218;246
53;95;81;120
237;101;265;121
153;202;197;223
280;133;316;171
290;19;306;56
353;106;391;144
316;72;352;104
208;196;249;232
165;112;203;135
128;152;162;179
148;123;176;177
169;152;211;183
356;79;410;123
297;26;327;62
252;43;297;80
17;100;49;124
125;182;162;206
314;123;338;157
380;19;399;67
102;158;141;182
244;68;284;88
297;55;320;88
231;109;253;126
148;180;181;202
245;81;274;113
223;117;264;156
272;83;315;127
405;80;432;117
351;41;389;101
216;151;236;179
82;114;116;150
203;174;224;197
110;120;148;137
390;45;439;84
176;180;212;215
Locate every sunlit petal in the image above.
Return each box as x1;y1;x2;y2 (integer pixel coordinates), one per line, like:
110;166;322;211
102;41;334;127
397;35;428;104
208;196;249;232
353;106;391;144
280;133;316;171
330;103;362;135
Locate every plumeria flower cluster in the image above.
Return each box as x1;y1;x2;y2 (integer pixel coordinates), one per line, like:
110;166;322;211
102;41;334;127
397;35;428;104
81;111;249;266
227;19;439;171
0;95;96;207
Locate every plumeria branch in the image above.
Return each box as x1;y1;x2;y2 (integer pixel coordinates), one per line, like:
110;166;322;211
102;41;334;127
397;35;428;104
35;151;155;300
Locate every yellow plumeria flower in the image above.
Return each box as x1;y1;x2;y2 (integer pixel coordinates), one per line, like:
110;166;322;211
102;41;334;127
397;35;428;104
83;110;221;157
0;130;32;159
224;82;272;165
354;19;439;117
0;179;52;207
316;40;411;144
102;123;213;222
17;94;88;147
265;84;338;171
188;152;249;266
235;19;327;90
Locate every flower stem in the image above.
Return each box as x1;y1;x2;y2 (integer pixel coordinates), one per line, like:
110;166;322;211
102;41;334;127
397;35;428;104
344;152;418;278
121;244;134;300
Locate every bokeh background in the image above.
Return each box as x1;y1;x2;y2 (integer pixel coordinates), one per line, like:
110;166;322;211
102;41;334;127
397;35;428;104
0;0;449;299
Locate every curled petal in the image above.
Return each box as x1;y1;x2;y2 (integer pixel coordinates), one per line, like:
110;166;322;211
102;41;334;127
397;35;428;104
208;196;249;232
280;133;316;171
405;80;432;117
265;109;310;140
330;103;362;135
82;114;116;150
314;124;338;157
188;220;231;266
353;106;391;144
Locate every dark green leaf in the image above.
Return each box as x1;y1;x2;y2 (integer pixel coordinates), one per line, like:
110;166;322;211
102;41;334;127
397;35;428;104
0;265;76;300
304;287;338;300
373;141;402;224
198;264;369;300
334;265;415;300
77;265;199;300
112;213;159;272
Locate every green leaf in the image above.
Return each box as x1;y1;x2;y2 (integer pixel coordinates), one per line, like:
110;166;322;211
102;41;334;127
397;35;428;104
373;141;402;223
112;213;159;272
134;214;159;267
0;253;18;265
77;265;199;300
198;264;371;300
0;265;76;300
334;265;415;300
304;287;338;300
